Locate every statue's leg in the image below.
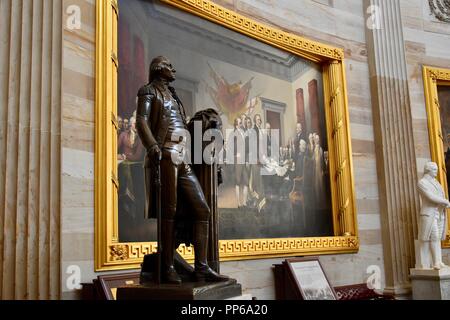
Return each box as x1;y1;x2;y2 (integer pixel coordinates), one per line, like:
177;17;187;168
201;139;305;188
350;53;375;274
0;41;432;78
437;216;448;268
178;164;229;282
431;240;442;270
429;220;442;270
419;240;431;269
160;155;182;284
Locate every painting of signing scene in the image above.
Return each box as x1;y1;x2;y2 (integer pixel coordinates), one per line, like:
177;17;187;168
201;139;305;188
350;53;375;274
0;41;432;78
116;0;333;242
439;85;450;191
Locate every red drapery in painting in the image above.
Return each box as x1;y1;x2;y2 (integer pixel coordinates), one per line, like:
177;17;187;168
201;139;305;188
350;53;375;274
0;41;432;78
118;19;148;118
296;88;306;130
308;79;320;134
133;36;146;101
118;20;132;118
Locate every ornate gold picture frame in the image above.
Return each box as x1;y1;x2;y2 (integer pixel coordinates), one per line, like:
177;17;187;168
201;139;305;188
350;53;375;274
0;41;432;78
95;0;358;271
423;65;450;248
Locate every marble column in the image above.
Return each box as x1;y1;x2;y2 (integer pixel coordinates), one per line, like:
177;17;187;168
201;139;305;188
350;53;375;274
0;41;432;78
0;0;62;299
364;0;419;296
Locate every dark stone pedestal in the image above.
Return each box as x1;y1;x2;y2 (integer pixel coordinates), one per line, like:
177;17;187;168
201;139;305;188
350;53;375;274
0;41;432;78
116;279;242;300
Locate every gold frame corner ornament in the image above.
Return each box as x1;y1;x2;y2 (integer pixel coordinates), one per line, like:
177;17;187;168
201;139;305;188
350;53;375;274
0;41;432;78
423;65;450;249
95;0;358;271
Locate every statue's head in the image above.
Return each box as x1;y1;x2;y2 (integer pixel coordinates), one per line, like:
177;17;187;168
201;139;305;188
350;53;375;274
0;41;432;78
149;56;176;83
424;161;438;178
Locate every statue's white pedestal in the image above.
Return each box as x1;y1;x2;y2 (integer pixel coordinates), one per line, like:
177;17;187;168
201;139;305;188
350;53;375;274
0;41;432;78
410;268;450;300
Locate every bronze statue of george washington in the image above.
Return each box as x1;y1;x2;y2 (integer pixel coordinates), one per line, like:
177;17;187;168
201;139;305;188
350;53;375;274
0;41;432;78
136;56;228;284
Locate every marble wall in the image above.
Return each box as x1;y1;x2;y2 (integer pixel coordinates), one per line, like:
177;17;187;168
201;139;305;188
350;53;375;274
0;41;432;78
61;0;96;300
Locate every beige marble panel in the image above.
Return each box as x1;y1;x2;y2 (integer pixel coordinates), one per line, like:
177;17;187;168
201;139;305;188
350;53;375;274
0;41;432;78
356;199;380;215
359;230;383;246
61;119;94;152
352;139;375;154
63;69;94;102
62;148;94;180
61;233;94;262
358;214;381;231
62;93;94;124
350;123;375;141
62;175;94;209
62;207;94;234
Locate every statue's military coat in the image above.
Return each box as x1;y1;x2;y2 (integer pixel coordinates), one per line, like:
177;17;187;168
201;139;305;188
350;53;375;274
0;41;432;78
136;81;187;220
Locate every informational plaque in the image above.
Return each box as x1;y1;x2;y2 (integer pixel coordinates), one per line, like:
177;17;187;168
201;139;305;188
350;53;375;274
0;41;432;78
286;258;337;300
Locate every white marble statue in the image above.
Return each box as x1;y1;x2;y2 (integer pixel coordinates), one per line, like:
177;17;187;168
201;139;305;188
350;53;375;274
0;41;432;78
417;162;449;270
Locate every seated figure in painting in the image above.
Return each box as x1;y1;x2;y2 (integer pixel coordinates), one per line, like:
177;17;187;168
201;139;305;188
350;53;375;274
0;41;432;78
136;56;229;284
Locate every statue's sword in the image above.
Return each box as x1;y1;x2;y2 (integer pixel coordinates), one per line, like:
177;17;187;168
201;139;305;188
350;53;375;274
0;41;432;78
154;160;162;285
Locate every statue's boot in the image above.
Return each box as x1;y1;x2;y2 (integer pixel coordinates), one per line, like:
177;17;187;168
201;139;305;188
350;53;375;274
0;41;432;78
161;219;182;284
194;221;229;282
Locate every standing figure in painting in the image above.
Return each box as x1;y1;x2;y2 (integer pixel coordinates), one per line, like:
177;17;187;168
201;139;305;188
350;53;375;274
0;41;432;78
230;117;247;208
312;134;326;205
295;139;307;179
303;134;316;234
244;116;255;207
251;114;264;198
293;123;305;156
264;122;272;158
136;56;228;284
417;162;450;270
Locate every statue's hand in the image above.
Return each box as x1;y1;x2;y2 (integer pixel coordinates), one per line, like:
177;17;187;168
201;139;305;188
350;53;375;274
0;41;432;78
148;145;162;164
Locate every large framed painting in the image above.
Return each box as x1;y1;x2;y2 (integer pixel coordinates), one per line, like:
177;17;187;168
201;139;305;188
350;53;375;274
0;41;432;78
423;66;450;248
95;0;358;271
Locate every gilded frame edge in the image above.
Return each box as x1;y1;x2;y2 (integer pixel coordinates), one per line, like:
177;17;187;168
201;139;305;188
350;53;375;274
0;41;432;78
95;0;359;271
423;65;450;248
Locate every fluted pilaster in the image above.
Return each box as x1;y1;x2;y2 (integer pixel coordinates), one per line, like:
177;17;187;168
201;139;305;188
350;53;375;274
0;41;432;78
0;0;62;300
364;0;419;295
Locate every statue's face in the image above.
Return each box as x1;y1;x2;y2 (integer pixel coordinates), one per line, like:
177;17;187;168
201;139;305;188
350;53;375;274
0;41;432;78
158;58;176;82
428;164;438;178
